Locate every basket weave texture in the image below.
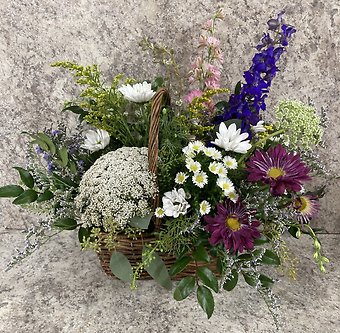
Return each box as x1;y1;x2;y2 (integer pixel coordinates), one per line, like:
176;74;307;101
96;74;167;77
97;88;216;280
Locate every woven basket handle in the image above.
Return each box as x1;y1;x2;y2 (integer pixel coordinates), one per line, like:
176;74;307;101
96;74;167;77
148;88;170;230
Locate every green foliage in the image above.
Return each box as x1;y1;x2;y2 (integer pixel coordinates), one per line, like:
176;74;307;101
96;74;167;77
197;285;214;319
169;256;192;277
109;251;133;283
0;185;24;197
196;266;219;293
223;269;239;291
13;189;38;205
54;217;78;230
13;167;34;188
174;276;196;301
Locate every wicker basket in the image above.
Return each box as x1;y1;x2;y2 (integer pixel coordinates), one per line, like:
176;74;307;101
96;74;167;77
97;88;216;280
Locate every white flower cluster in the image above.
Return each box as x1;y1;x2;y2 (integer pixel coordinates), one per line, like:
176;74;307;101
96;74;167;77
75;147;157;230
155;139;240;219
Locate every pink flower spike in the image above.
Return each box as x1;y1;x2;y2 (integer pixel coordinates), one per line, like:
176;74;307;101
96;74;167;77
207;36;220;48
185;89;203;103
203;19;214;30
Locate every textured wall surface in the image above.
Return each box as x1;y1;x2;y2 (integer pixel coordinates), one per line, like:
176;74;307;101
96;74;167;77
0;0;339;332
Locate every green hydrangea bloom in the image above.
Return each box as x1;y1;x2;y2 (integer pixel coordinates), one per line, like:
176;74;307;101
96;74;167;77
275;100;323;150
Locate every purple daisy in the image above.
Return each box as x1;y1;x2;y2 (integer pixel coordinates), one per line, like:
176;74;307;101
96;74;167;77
293;195;320;224
246;144;311;196
204;199;261;253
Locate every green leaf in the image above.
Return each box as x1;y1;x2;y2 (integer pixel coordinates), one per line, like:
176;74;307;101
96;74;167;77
196;266;219;293
58;146;68;167
223;269;239;291
173;276;196;301
223;119;243;129
242;271;257;287
36;190;54;203
63;105;87;116
12;189;38;204
260;249;281;266
69;160;78;174
214;100;229;112
109;251;133;283
253;236;269;246
0;185;24;197
259;274;274;288
234;80;242;95
237;253;253;261
31;139;49;152
169;256;192;277
144;250;172;290
13;167;34;188
193;245;210;263
78;227;92;243
197;285;214;319
151;77;165;91
288;226;300;239
54;217;77;230
128;213;153;229
37;133;56;155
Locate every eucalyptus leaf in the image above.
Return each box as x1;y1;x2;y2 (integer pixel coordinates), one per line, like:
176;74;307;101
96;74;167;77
13;167;34;188
12;189;38;205
197;285;214;319
197;266;219;293
144;249;172;290
0;185;24;197
128;213;153;229
109;251;133;283
173;276;196;301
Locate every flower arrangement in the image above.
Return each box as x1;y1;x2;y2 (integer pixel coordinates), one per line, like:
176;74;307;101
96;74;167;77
1;9;330;324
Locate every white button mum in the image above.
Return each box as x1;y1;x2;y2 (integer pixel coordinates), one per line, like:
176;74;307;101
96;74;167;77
118;81;156;103
199;200;211;215
204;147;222;160
175;172;188;184
81;129;110;152
192;172;208;188
189;140;205;152
186;159;201;173
217;177;235;195
212;123;251;154
162;188;190;218
223;156;238;169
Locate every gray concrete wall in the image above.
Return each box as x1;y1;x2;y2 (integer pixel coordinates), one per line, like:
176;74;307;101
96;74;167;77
0;1;339;332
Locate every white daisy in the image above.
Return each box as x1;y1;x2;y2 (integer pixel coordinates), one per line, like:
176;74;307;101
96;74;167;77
204;147;222;160
155;207;165;218
186;159;201;173
216;164;228;177
223;156;238;169
175;172;188;184
189;140;205;152
192;172;208;188
182;145;195;158
118;81;155;103
199;200;211;215
208;161;219;174
212;122;251;154
217;177;235;195
227;191;239;203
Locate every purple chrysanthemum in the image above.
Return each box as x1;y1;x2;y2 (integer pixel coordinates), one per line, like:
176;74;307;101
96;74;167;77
204;199;261;253
246;144;311;196
293;195;320;224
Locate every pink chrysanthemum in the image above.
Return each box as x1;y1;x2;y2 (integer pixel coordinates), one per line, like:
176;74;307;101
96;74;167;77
293;195;320;224
246;144;311;196
204;199;261;253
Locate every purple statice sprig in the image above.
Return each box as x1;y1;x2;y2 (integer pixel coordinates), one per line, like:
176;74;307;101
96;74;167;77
214;12;296;134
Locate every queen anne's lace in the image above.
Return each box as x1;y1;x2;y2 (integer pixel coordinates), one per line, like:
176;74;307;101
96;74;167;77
75;147;157;230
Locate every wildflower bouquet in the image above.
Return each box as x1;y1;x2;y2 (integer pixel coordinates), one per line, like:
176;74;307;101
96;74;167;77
1;10;329;321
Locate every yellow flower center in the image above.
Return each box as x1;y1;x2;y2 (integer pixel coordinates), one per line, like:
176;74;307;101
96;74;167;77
268;167;285;179
196;174;204;183
226;216;241;231
297;196;310;214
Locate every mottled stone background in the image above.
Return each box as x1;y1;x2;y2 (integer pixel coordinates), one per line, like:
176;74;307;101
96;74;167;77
0;1;339;332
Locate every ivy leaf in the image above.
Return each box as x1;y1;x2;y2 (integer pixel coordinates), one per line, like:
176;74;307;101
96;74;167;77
36;133;56;155
109;251;133;283
13;167;34;188
36;190;54;203
223;269;239;291
173;276;196;301
196;266;219;293
0;185;24;197
192;244;210;263
58;146;68;167
197;285;214;319
169;256;192;277
12;189;38;205
144;250;172;290
54;217;77;230
128;213;153;229
260;249;281;266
